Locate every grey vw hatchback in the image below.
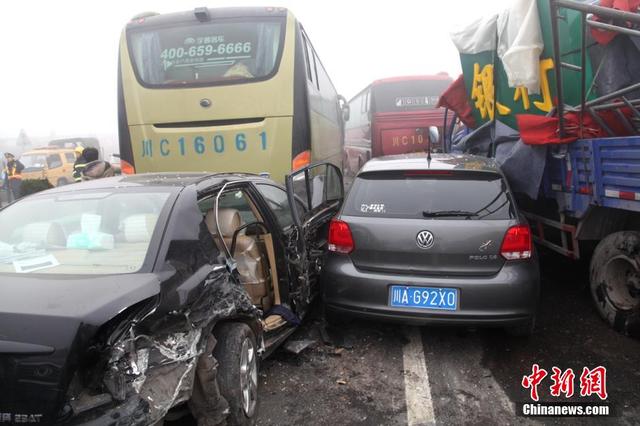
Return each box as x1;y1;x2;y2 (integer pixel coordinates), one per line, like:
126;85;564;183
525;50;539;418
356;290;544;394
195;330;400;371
322;153;540;336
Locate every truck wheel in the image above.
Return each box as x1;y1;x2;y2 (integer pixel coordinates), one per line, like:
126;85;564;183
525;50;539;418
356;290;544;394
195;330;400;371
56;178;69;186
590;231;640;335
213;323;258;426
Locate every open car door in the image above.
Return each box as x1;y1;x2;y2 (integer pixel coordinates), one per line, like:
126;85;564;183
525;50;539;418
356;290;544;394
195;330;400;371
285;163;344;314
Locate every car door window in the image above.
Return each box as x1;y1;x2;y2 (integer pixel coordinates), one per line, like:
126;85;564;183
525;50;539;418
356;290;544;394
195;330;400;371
286;163;344;226
198;189;259;222
65;152;76;163
299;164;343;209
197;188;261;255
217;189;259;225
256;184;296;229
47;154;63;169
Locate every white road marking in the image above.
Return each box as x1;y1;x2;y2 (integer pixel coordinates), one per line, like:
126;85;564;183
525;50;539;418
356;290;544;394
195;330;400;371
402;326;435;426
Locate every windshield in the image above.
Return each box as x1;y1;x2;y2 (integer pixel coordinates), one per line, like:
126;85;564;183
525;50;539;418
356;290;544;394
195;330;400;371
128;18;285;86
20;154;47;170
0;190;173;275
373;79;452;113
343;171;515;220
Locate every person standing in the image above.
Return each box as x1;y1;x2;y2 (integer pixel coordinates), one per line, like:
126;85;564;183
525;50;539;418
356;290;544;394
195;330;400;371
3;153;24;202
72;146;87;182
73;147;99;182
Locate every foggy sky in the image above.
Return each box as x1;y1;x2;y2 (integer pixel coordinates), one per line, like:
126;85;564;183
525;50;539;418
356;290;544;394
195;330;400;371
0;0;512;138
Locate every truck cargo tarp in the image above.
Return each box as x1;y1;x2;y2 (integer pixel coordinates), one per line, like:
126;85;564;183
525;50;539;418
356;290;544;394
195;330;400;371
496;139;547;200
497;0;544;94
451;0;544;94
589;34;640;99
450;15;498;54
589;0;640;45
454;0;592;131
437;75;477;128
452;120;546;199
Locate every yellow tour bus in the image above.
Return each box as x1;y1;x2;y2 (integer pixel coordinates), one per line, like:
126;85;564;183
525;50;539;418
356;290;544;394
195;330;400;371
118;7;349;182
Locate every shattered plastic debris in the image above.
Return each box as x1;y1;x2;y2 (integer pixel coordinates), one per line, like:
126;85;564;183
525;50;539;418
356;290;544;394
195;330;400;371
284;339;317;355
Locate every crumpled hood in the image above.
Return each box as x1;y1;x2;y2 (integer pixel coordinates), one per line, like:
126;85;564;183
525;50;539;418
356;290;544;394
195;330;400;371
0;273;161;424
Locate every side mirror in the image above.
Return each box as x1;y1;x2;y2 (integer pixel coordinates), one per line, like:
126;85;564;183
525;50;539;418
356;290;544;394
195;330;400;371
338;95;350;122
428;126;440;146
342;104;351;122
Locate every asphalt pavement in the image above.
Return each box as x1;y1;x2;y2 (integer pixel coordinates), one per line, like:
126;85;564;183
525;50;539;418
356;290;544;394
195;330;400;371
256;251;640;425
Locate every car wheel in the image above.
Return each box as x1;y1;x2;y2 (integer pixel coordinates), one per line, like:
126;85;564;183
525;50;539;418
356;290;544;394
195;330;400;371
213;322;258;426
590;231;640;335
506;316;535;337
56;178;69;186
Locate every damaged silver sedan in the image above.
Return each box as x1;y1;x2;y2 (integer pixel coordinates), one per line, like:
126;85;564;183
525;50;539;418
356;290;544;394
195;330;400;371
0;165;343;425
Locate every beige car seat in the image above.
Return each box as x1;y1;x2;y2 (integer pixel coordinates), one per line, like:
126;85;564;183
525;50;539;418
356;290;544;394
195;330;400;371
205;208;270;307
22;222;66;247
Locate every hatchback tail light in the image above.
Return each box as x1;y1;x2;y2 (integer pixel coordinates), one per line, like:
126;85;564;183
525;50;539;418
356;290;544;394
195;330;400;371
500;225;532;260
328;219;354;254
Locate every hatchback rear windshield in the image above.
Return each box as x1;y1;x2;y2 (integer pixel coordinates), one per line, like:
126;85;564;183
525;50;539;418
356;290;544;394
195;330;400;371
127;18;285;87
343;171;515;220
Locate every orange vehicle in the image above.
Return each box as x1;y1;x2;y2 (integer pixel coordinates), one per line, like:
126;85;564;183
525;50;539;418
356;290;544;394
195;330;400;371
19;147;77;187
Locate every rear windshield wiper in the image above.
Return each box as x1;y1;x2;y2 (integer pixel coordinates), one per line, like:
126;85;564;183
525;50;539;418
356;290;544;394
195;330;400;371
422;210;478;218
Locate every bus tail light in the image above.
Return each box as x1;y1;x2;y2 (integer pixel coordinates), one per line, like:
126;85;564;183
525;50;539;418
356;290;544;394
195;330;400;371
120;159;136;175
500;225;532;260
328;219;354;254
292;150;311;171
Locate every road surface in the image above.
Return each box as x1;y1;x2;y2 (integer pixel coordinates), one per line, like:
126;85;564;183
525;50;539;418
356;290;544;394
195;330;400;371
256;251;640;425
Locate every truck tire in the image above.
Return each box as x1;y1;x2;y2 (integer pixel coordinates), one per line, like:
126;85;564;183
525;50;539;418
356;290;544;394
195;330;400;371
213;323;258;426
590;231;640;335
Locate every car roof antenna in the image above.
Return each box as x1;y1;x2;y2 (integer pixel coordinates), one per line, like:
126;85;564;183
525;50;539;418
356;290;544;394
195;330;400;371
418;128;432;165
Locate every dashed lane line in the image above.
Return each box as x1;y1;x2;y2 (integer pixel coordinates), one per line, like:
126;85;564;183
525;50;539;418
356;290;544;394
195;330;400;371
402;326;435;426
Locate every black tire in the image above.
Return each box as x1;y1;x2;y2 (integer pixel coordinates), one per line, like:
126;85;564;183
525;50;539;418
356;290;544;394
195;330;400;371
590;231;640;335
56;178;69;187
506;316;536;337
213;323;258;426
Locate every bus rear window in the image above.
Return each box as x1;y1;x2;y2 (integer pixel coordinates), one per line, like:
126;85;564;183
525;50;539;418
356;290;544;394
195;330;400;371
127;18;284;86
372;79;452;113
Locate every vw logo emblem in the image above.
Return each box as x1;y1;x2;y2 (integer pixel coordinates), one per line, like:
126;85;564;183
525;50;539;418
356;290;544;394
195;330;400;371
416;230;435;249
200;98;212;108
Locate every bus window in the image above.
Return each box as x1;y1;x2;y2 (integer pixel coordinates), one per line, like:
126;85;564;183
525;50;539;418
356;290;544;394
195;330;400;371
373;79;451;112
311;49;320;91
127;19;284;86
302;32;317;86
